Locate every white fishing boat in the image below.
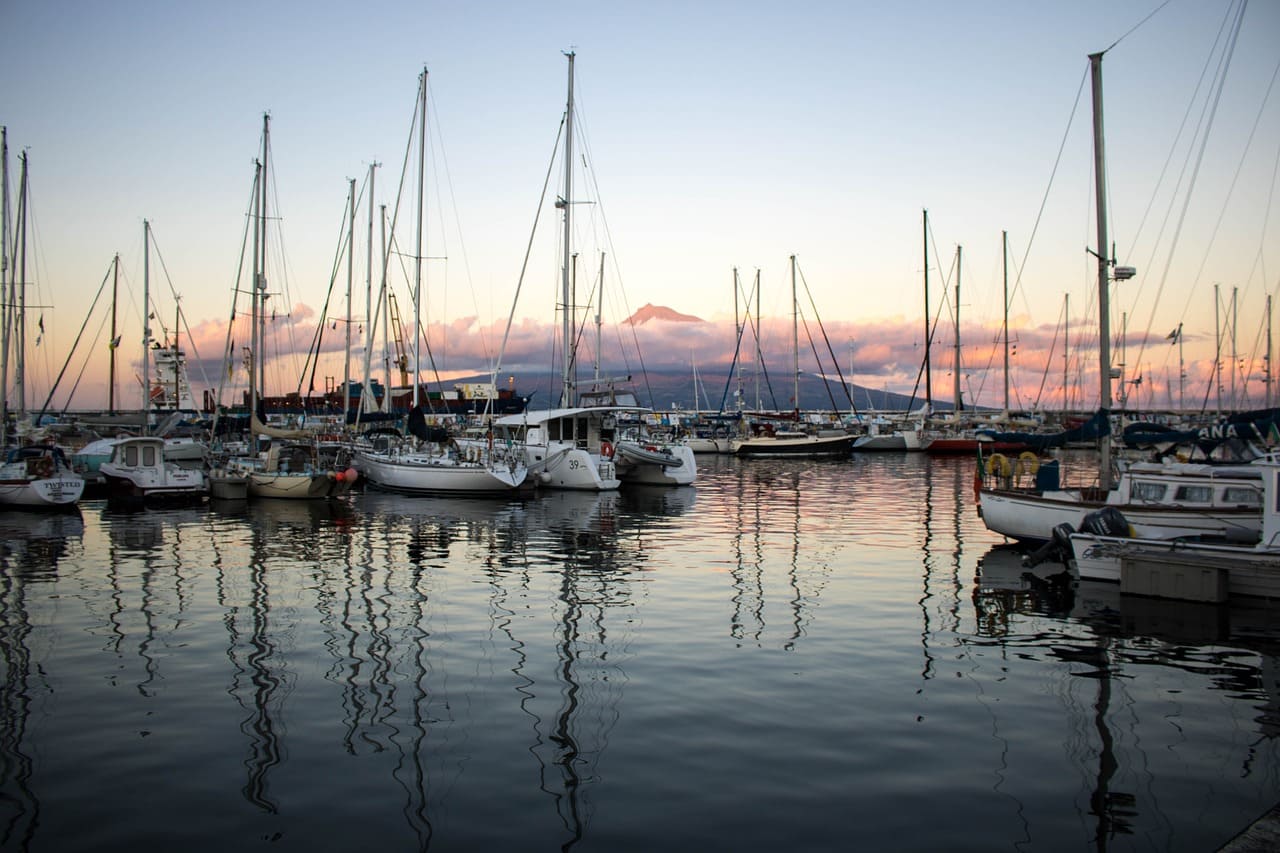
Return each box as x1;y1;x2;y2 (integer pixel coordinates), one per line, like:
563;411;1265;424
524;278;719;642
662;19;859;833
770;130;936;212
98;435;207;507
976;52;1260;543
1067;458;1280;599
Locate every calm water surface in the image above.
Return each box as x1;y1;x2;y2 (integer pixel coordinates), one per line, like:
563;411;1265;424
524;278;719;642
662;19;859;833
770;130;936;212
2;453;1278;852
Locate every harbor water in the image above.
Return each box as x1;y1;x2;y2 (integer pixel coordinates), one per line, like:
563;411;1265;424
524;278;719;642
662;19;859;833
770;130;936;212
2;452;1278;851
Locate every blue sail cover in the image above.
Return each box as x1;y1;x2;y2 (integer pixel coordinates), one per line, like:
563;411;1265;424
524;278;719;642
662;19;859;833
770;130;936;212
977;409;1110;452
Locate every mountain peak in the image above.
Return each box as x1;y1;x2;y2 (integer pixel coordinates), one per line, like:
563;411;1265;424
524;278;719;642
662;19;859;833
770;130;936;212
624;303;704;326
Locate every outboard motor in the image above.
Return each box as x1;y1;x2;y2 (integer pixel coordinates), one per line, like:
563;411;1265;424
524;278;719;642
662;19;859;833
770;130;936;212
1079;506;1131;537
1023;522;1076;568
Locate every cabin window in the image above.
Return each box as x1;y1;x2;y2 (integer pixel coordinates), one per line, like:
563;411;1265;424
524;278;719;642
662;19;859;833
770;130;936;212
1130;481;1167;502
1173;485;1212;503
576;417;589;447
547;421;561;441
143;445;157;466
1223;486;1262;506
124;445;139;466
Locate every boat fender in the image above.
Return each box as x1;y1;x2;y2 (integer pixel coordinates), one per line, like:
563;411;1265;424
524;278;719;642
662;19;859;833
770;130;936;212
600;441;615;459
985;453;1011;478
1016;451;1040;476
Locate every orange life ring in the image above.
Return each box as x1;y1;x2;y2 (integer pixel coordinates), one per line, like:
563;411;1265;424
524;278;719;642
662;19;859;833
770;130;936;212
600;441;614;459
36;458;54;479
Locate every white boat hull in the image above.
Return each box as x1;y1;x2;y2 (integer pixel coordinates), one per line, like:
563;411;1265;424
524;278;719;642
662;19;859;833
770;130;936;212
979;486;1262;543
0;475;85;508
614;442;697;486
247;471;354;500
356;448;527;495
1070;533;1280;598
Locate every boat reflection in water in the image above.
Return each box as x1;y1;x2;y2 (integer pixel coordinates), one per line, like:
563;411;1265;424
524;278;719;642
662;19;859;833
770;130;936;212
1;455;1279;851
974;542;1280;849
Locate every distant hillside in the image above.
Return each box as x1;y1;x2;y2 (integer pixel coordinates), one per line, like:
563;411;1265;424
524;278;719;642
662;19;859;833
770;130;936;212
624;303;704;325
449;367;952;414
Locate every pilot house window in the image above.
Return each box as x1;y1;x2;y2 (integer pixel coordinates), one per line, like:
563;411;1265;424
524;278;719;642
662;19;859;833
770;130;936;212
1130;481;1167;502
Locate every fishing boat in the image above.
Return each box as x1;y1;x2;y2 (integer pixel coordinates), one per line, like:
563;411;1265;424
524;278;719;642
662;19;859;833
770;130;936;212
98;435;207;507
352;69;528;497
975;52;1258;543
1066;458;1280;598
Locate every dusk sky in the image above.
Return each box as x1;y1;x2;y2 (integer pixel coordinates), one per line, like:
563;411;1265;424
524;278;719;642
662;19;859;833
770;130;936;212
4;0;1278;413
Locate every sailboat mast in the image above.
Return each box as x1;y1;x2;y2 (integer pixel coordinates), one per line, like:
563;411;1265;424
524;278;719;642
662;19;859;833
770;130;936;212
1063;293;1070;413
15;153;27;419
593;251;604;383
109;254;118;413
732;267;741;409
559;50;576;407
754;268;761;410
1;127;10;435
953;245;961;413
258;114;270;411
1266;298;1273;409
249;159;261;427
413;67;426;410
1089;51;1114;490
923;209;931;411
1002;230;1009;415
791;254;799;417
360;162;377;415
142;217;150;431
344;177;355;425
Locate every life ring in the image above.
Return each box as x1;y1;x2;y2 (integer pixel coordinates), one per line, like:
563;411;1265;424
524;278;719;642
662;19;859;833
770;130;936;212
985;452;1011;478
1016;451;1040;476
600;441;615;459
36;458;55;479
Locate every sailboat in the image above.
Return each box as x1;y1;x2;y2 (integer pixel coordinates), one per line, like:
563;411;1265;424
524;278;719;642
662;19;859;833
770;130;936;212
729;255;855;457
493;53;694;489
0;140;85;509
353;69;529;497
223;114;356;501
977;52;1264;545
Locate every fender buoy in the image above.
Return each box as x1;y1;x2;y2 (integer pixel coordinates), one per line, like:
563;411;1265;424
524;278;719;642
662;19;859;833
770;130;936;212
985;452;1011;478
600;441;614;459
1017;451;1040;476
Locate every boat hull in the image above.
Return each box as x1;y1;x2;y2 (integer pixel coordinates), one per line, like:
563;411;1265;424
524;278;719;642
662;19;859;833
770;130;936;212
731;434;853;457
1070;533;1280;598
979;486;1262;543
247;472;355;500
356;449;528;496
614;442;697;486
0;476;86;509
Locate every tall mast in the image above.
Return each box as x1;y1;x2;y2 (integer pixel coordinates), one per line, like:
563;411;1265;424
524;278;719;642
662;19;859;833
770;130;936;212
141;218;150;431
923;209;932;411
1001;230;1009;415
15;153;27;419
1266;298;1273;409
344;177;355;425
1063;293;1070;413
1089;51;1114;490
250;159;261;426
593;252;605;383
1214;284;1222;415
754;269;761;410
258;114;270;411
559;50;576;407
109;254;119;413
1;127;10;435
380;204;390;411
732;267;741;409
413;67;426;409
791;254;799;416
360;162;377;415
953;245;962;413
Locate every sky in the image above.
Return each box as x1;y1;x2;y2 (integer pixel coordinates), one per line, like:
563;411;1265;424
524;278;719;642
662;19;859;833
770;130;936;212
3;0;1278;414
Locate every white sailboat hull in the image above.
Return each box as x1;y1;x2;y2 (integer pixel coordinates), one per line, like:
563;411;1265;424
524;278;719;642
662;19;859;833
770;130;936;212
356;448;528;495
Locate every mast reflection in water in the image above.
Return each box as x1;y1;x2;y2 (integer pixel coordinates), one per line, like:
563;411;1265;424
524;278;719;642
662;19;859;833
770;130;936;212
1;453;1278;852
